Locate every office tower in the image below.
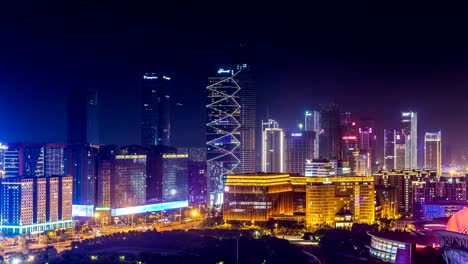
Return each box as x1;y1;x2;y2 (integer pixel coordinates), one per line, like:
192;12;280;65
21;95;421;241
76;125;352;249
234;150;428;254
223;173;294;222
383;129;395;170
22;145;44;177
96;145;117;208
286;131;315;174
188;147;207;162
359;119;377;174
64;144;98;206
304;159;351;177
341;135;358;173
188;158;207;206
0;176;73;235
45;144;66;176
401;112;418;169
236;44;256;174
355;153;370;176
206;68;242;206
306;176;375;227
305;110;320;159
141;72;171;146
425;131;442;176
261;119;285;173
162;152;188;201
319;104;340;159
112;146;147;208
67;89;100;144
394;130;406;169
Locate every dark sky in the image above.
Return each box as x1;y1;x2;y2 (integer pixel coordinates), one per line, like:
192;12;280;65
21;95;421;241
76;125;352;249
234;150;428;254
1;2;468;161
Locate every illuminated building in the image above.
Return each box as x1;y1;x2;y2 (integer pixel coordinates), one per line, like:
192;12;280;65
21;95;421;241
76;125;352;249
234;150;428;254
223;173;294;222
112;148;147;208
96;145;117;208
45;144;66;176
369;231;438;264
0;176;73;235
162;153;188;201
141;72;171;146
374;169;434;217
319;104;340;159
305;176;375;227
188;159;207;206
394;130;406;169
110;200;188;217
67;89;100;144
355;153;370;176
188;147;207;162
341;135;358;173
358;119;377;173
401;112;418;169
413;175;467;220
286;131;315;174
65;144;99;206
261;119;285;173
305;110;320;159
304;159;351;177
424;131;442;176
384;129;395;170
206;68;242;206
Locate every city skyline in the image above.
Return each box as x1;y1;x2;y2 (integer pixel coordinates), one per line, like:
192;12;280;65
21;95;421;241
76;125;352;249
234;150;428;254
1;2;468;164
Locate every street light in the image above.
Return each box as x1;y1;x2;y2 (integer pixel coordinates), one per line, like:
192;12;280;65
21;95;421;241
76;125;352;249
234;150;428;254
191;209;199;228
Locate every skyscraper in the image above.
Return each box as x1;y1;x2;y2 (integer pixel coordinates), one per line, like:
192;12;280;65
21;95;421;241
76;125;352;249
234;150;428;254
358;119;377;174
383;129;395;170
319;104;340;159
425;131;442;176
66;89;100;144
394;130;406;169
236;45;256;174
305;110;320;159
401;111;418;169
206;68;242;206
261;119;285;173
141;72;171;146
286;131;315;174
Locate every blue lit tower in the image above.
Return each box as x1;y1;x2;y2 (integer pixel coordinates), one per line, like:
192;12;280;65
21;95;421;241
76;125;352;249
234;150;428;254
141;72;171;146
206;68;241;207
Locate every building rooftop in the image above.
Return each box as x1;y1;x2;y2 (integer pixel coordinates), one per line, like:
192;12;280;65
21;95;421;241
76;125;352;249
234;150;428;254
369;231;438;246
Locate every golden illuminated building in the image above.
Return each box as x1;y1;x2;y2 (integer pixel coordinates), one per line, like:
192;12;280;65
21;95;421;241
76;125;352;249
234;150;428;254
223;174;294;222
306;176;375;227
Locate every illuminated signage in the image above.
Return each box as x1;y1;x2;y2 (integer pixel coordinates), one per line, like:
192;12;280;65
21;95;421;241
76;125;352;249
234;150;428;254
0;143;7;150
291;133;302;137
217;68;232;74
72;204;94;217
402;112;411;117
143;75;158;80
111;200;188;216
305;111;311;116
163;75;171;80
162;154;188;159
115;155;146;159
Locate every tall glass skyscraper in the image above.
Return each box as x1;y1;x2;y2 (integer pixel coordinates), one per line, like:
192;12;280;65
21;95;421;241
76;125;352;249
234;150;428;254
206;68;242;206
424;131;442;176
141;72;171;146
261;119;285;173
305;110;320;159
383;129;395;170
67;89;100;145
319;104;340;159
401;111;418;169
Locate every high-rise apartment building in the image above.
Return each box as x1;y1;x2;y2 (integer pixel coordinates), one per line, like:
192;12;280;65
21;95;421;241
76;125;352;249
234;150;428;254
305;110;320;159
206;68;242;206
286;131;315;175
383;129;395;171
261;119;285;173
394;130;406;169
341;135;358;173
358;119;377;174
425;131;442;176
141;72;171;146
401;112;418;169
319;104;340;159
67;89;100;145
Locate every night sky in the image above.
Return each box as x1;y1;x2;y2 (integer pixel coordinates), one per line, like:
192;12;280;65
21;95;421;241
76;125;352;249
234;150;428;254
1;2;468;162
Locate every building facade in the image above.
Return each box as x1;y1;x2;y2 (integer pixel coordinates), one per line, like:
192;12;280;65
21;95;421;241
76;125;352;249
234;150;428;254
319;104;340;159
112;151;147;208
286;131;315;175
141;72;171;146
424;131;442;176
305;110;320;159
261;119;285;173
401;112;418;169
